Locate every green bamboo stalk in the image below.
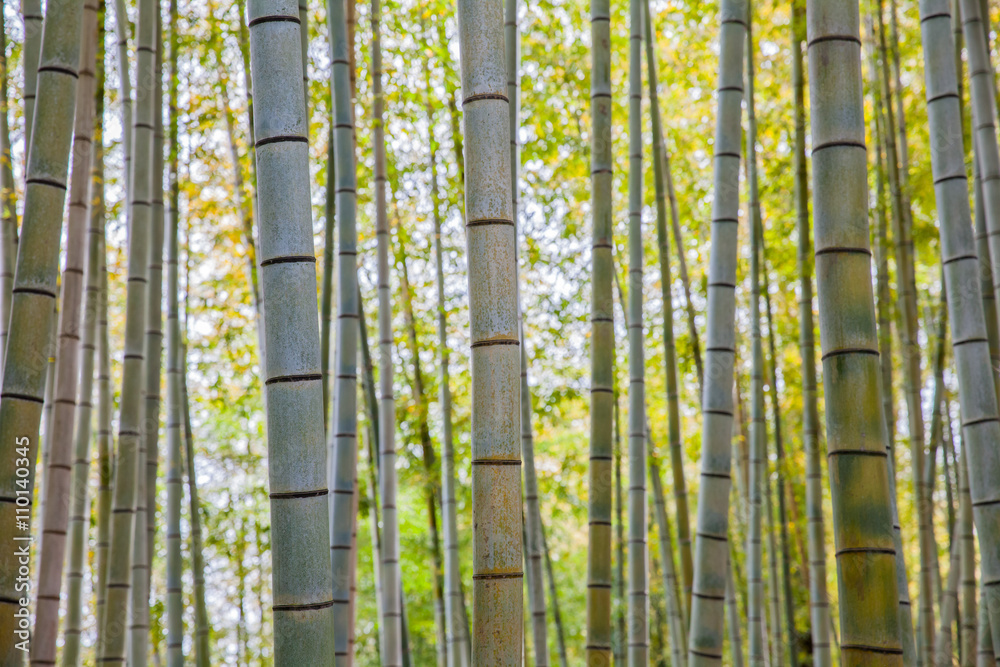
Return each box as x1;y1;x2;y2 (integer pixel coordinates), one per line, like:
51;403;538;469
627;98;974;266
325;0;361;655
112;0;132;201
0;0;82;661
30;2;98;663
764;448;783;667
164;0;182;662
615;389;626;667
935;529;962;666
94;16;113;652
687;0;744;661
918;0;1000;661
60;7;104;663
299;0;308;115
959;433;977;667
457;0;523;658
0;5;19;385
807;1;903;664
626;0;647;658
247;2;334;663
791;1;830;662
37;313;55;538
98;0;156;659
746;30;766;661
586;0;614;654
979;592;996;667
645;0;693;613
726;556;744;667
370;1;402;660
133;15;165;664
22;0;42;158
320;121;335;427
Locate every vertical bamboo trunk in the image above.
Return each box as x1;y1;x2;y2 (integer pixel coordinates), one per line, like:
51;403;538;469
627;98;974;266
30;2;98;663
60;6;104;662
645;0;693;613
164;0;183;662
791;1;830;661
94;19;113;652
960;442;977;667
919;0;1000;661
615;389;626;666
935;529;962;666
22;0;42;158
320;122;334;427
979;594;996;667
747;32;766;662
457;0;523;658
0;5;19;384
586;0;614;655
687;0;744;661
112;0;132;201
247;2;334;663
370;1;403;661
0;0;81;661
537;521;568;667
726;557;744;667
132;15;165;665
325;0;361;656
626;0;647;659
806;1;903;665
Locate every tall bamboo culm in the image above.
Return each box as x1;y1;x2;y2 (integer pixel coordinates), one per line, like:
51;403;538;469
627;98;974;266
60;5;104;663
131;15;165;665
960;444;977;667
21;0;42;158
586;0;615;654
97;0;156;659
164;0;183;662
370;0;403;660
626;0;647;658
746;19;766;661
325;0;361;657
247;2;335;663
644;0;693;616
30;2;98;663
0;1;82;661
687;0;744;663
94;5;114;649
113;0;133;201
806;0;903;664
919;0;1000;658
456;0;523;658
791;1;830;662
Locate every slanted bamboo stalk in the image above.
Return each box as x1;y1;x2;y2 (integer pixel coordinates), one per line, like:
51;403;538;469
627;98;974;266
0;5;19;384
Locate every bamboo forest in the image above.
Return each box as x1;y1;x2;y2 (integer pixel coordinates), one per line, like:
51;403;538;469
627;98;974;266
11;0;1000;664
